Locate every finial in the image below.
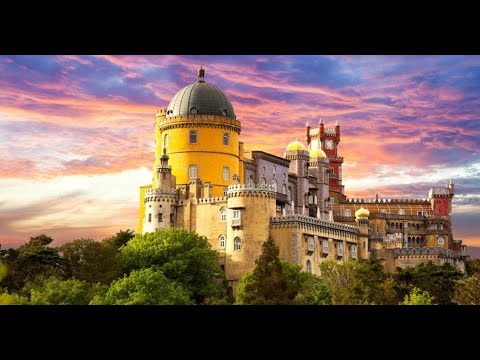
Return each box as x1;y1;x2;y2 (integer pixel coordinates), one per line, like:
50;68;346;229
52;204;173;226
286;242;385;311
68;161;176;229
306;120;310;127
163;147;167;156
319;118;323;124
198;66;205;82
335;120;338;126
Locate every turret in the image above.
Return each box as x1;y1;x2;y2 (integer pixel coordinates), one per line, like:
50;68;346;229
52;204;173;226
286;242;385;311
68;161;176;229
305;120;311;145
285;140;309;213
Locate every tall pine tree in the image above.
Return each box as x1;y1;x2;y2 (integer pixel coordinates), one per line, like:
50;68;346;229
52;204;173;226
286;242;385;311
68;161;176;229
242;237;296;304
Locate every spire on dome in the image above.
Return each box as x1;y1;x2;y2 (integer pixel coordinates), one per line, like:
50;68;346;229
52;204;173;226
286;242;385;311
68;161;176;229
198;66;205;82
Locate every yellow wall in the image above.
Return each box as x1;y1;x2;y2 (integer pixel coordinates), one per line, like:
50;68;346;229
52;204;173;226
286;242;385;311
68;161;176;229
153;118;241;197
137;185;151;234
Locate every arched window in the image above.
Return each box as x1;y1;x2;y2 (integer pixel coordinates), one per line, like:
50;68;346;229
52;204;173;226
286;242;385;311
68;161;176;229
188;165;197;179
262;166;266;176
189;130;198;144
282;184;287;195
288;186;292;200
272;179;277;191
248;175;254;187
220;207;227;222
261;177;266;186
272;165;276;176
306;260;312;273
223;133;229;146
234;237;242;252
283;173;287;181
345;209;351;217
223;166;230;181
219;234;226;249
163;133;169;150
381;209;387;214
398;209;405;215
223;187;228;196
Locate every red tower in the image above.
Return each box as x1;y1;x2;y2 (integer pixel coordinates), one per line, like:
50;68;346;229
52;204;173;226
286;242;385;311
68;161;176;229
306;119;345;203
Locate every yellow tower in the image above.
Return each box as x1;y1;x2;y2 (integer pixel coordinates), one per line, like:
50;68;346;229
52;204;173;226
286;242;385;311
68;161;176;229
138;67;242;233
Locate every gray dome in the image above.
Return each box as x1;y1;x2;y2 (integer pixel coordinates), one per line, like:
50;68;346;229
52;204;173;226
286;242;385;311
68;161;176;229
166;71;236;119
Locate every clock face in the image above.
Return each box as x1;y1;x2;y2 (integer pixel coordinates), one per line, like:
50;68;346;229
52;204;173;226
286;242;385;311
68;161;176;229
324;139;334;150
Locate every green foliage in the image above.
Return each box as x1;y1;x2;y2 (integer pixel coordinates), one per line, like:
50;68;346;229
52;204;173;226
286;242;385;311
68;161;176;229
401;287;435;305
0;263;7;282
103;229;135;249
238;237;296;304
13;276;105;305
235;273;255;304
58;238;123;285
91;267;192;305
0;292;14;305
465;259;480;277
392;261;462;305
0;234;68;293
121;228;223;303
280;261;331;304
453;275;480;305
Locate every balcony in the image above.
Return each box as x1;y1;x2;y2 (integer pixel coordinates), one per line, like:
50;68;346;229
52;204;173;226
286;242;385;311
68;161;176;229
231;218;241;226
276;192;288;203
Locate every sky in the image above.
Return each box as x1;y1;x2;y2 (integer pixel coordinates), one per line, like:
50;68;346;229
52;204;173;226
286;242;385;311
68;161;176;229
0;55;479;257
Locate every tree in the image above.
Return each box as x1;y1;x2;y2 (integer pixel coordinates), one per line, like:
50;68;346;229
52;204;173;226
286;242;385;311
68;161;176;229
239;237;296;304
91;267;192;305
465;259;480;277
121;228;224;303
0;234;68;293
319;260;363;304
401;287;435;305
453;275;480;305
280;261;331;305
58;238;122;285
392;261;462;305
12;276;106;305
103;229;135;249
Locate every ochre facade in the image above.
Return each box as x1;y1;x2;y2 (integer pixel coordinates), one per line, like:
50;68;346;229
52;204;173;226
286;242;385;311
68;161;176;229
137;68;468;289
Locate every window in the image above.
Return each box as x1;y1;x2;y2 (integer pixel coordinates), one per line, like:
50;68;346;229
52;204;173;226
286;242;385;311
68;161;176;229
272;165;276;176
219;234;226;249
322;239;329;254
188;165;198;179
307;236;314;252
158;213;162;222
272;179;277;192
261;177;266;186
190;107;198;114
283;173;286;181
248;175;254;187
329;197;334;204
306;260;312;273
189;130;198;144
234;237;242;251
345;209;351;217
223;187;228;196
163;134;169;150
223;133;229;146
282;184;287;195
223;166;230;181
233;210;241;220
148;214;151;222
381;209;387;214
438;236;445;245
417;210;427;216
262;166;266;176
398;209;405;215
288;186;292;200
337;242;344;256
352;244;358;258
170;213;174;223
220;208;227;222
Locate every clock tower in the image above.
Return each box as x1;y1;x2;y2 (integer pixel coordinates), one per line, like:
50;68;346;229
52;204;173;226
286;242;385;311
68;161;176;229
306;119;345;204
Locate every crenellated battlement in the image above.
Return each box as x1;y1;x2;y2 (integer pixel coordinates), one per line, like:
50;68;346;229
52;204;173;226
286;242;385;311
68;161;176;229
196;196;228;204
227;184;277;198
271;214;358;234
324;127;336;135
394;247;457;258
157;114;241;133
345;197;430;204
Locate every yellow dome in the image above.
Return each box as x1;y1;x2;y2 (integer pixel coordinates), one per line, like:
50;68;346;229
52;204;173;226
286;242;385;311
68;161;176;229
286;140;307;152
310;148;327;158
355;207;370;219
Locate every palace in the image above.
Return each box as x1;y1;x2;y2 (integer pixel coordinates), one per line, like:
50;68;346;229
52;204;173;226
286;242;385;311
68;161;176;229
137;67;468;288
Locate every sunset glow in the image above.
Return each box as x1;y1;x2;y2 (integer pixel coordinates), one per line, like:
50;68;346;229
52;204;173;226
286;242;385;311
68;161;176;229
0;55;478;256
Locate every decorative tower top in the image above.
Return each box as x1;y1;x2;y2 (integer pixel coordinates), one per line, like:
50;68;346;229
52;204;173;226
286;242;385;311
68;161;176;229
198;66;205;82
319;118;323;124
157;147;172;173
